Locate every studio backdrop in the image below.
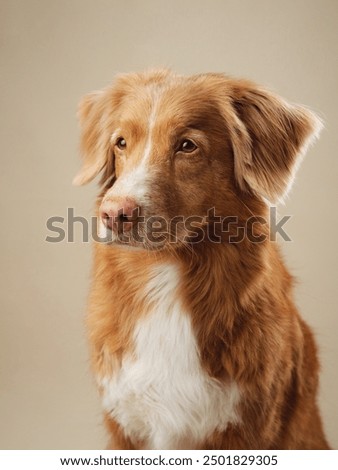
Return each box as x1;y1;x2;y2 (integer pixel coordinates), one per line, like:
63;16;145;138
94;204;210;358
0;0;337;449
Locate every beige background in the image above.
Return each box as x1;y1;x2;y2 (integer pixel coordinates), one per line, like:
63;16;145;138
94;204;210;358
0;0;337;449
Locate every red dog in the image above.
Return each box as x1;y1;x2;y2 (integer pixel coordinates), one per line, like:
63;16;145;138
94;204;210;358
74;70;329;449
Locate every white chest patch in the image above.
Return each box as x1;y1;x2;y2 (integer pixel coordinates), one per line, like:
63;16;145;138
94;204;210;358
100;263;240;449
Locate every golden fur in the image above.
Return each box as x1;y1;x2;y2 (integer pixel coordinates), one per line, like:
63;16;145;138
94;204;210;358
75;69;329;449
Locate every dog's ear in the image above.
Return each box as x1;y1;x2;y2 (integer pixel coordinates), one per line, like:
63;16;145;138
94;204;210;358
228;81;323;203
73;89;115;186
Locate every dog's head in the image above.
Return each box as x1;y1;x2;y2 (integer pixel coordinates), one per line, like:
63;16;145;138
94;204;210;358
74;70;322;249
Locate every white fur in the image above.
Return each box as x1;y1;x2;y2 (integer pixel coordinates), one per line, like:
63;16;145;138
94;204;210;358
106;89;160;204
141;93;158;165
100;263;240;449
98;218;114;242
110;163;150;203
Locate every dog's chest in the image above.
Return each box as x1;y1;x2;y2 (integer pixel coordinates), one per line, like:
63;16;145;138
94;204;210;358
99;264;240;449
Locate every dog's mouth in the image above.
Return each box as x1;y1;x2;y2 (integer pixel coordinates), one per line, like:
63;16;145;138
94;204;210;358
97;217;168;250
96;214;208;251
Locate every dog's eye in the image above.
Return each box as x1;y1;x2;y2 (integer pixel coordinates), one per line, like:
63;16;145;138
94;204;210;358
116;138;127;150
178;139;197;153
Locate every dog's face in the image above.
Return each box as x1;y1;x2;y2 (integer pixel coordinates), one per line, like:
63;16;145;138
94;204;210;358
75;70;321;249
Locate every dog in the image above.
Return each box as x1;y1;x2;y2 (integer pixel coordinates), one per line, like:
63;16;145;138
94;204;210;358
74;69;329;449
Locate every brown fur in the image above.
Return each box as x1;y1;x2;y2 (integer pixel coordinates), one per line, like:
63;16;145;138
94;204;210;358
75;69;329;449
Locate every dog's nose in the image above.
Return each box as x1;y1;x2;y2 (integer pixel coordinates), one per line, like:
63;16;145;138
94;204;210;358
100;197;140;232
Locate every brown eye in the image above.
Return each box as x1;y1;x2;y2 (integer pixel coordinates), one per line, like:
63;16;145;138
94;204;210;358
116;137;127;150
178;139;197;153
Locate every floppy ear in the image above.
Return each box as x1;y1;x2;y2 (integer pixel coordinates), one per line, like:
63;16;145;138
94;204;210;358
229;81;323;203
73;90;114;186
